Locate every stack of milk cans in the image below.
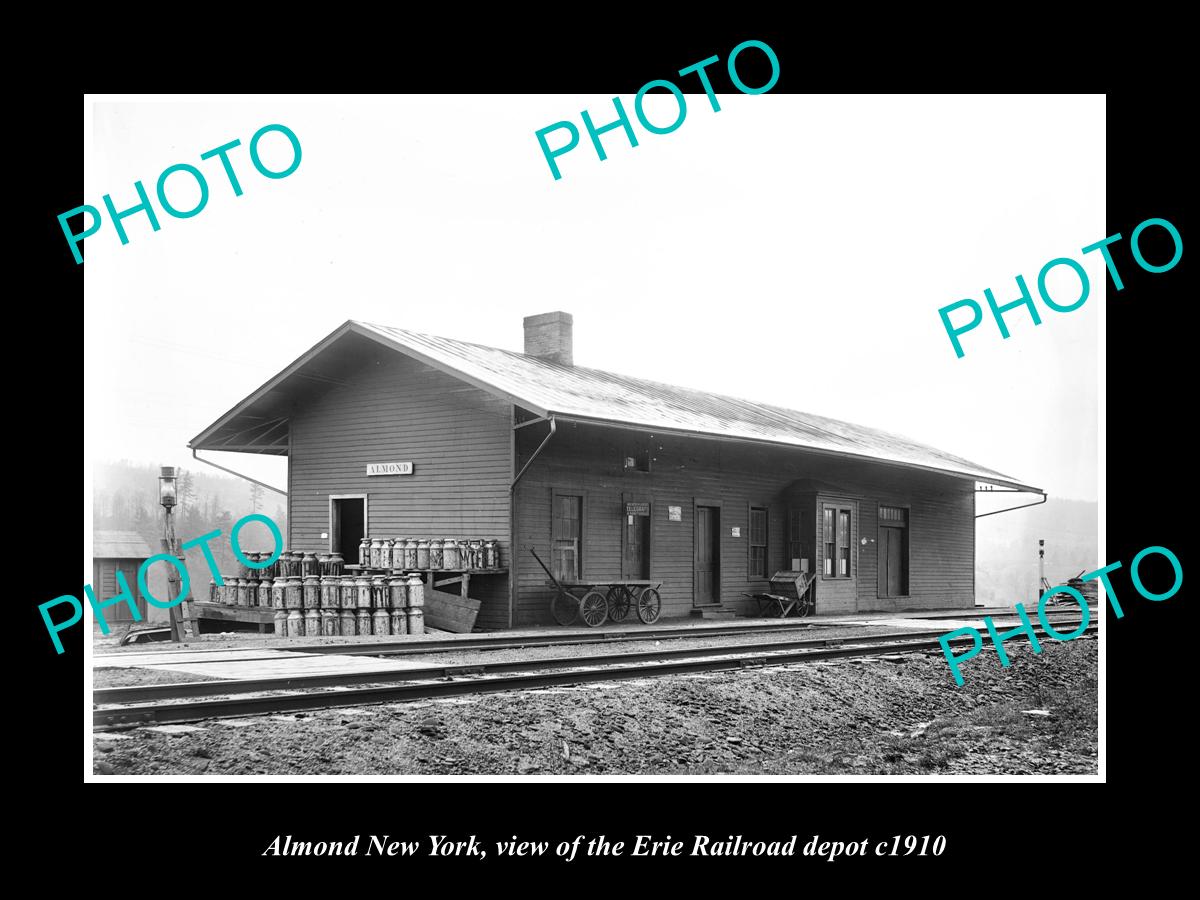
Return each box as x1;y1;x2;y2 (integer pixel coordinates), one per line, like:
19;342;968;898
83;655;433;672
356;537;501;570
270;571;425;639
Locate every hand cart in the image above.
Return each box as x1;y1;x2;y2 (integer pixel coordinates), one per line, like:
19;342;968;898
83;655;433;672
530;548;663;627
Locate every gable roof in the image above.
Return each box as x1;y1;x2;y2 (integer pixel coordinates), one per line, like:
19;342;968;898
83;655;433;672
94;530;156;560
190;320;1039;492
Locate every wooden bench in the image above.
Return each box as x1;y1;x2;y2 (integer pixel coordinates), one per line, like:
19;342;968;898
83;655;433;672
743;571;816;618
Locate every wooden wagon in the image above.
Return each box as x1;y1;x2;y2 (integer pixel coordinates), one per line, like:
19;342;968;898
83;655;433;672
743;570;816;618
531;548;663;627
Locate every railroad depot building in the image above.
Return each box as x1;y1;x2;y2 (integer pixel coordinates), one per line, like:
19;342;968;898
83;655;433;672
190;312;1039;630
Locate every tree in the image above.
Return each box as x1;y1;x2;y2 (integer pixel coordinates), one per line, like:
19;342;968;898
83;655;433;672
178;470;195;512
249;482;264;513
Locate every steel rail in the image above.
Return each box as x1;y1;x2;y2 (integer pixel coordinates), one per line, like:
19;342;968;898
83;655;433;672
93;626;1098;728
93;619;1098;704
94;607;1098;665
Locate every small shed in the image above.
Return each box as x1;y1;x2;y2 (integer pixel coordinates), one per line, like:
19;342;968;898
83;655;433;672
92;531;155;624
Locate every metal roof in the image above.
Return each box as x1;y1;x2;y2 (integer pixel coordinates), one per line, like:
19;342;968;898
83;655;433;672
190;320;1039;491
94;530;156;560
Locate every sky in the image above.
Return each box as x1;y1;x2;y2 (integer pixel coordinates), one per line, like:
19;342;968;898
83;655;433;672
84;94;1102;504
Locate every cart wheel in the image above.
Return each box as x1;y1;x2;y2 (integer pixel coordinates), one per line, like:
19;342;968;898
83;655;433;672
551;591;579;626
580;590;609;627
796;595;813;618
607;585;632;622
637;588;662;625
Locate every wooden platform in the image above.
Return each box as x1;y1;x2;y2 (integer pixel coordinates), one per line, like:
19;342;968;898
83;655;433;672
92;647;430;680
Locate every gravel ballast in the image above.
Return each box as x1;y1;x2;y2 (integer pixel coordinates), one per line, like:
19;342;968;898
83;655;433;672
91;636;1097;776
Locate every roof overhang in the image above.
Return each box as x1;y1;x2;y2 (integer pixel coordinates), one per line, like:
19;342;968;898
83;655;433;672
548;414;1042;493
190;320;1041;494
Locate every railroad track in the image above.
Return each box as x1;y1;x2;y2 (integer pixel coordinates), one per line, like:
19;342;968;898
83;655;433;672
95;605;1100;664
93;622;1098;729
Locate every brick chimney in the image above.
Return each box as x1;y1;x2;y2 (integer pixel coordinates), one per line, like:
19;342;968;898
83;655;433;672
523;311;574;366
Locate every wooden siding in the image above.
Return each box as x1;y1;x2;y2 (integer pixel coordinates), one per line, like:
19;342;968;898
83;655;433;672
514;420;975;625
287;338;512;629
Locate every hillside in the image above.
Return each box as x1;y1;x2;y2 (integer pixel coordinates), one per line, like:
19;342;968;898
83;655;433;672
975;496;1098;607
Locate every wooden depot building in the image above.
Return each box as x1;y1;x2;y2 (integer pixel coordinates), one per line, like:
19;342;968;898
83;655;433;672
189;312;1041;629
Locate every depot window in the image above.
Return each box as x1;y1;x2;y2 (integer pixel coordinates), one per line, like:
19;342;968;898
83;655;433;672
822;505;853;578
749;506;768;579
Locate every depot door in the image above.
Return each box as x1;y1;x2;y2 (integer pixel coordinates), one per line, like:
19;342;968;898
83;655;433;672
330;496;367;564
624;513;650;579
694;505;720;605
878;528;909;599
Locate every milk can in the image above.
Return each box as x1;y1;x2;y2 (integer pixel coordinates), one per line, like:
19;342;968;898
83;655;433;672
429;538;444;570
208;579;218;603
389;576;408;611
340;576;357;636
304;605;321;638
322;605;338;636
239;578;252;607
358;538;371;568
285;576;303;610
371;575;389;610
316;553;330;576
288;607;304;637
257;580;272;608
272;576;288;610
329;552;344;576
321;576;339;611
356;607;372;636
416;539;430;569
442;538;460;570
225;577;237;605
403;538;418;569
303;574;320;610
406;573;425;609
373;605;390;636
355;576;371;610
274;607;288;637
391;605;408;636
484;540;500;569
407;606;424;635
302;552;318;577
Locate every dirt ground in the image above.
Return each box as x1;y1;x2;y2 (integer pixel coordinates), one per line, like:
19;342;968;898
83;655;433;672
92;636;1097;776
